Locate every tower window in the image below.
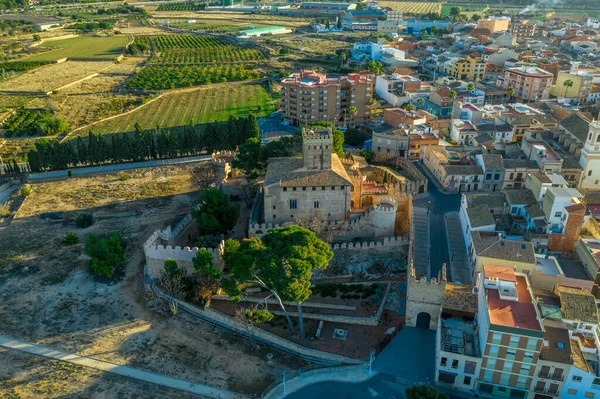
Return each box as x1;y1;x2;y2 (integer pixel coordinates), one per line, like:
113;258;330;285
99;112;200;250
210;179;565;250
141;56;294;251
590;170;593;177
290;199;297;209
314;201;320;209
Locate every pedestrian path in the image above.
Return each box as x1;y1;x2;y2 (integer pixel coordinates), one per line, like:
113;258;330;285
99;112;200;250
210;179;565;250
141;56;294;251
412;207;430;279
264;365;374;399
444;213;471;284
0;335;245;399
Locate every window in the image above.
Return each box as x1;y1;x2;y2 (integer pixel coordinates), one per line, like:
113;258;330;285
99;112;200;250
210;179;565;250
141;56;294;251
452;359;459;369
589;170;593;177
314;201;320;209
568;389;578;395
527;338;538;350
463;376;472;385
499;374;510;385
573;376;583;382
331;186;335;190
289;199;297;209
483;370;493;382
273;206;276;210
489;346;499;356
292;187;296;191
492;333;502;345
585;393;595;398
321;186;326;190
312;187;316;191
506;349;516;360
283;187;287;192
509;336;520;347
440;357;447;366
503;362;513;372
273;215;276;219
520;365;530;375
302;187;306;191
554;211;562;218
487;359;497;369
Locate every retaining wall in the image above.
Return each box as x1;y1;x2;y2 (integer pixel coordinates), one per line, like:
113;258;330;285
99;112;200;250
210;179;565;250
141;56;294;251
148;275;361;365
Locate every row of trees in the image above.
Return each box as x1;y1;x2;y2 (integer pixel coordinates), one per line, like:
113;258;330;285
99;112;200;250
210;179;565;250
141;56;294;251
27;115;260;172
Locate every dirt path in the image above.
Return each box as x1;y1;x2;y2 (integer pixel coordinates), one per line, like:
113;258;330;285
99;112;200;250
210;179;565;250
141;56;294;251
0;335;248;399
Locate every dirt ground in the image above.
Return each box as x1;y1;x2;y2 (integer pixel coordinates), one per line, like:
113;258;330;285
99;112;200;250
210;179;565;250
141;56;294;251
0;348;204;399
0;164;306;398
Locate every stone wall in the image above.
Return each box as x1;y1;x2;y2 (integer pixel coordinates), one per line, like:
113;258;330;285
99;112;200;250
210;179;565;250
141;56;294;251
405;265;446;330
320;237;409;278
249;198;400;241
144;214;224;279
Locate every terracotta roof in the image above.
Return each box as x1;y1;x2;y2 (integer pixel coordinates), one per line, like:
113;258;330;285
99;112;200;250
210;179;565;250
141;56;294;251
504;189;537;206
443;283;478;314
540;319;572;364
554;285;599;323
565;203;586;214
502;158;540;170
264;154;352;187
559;112;591;143
480;154;503;171
571;339;592;373
464;193;507;210
471;231;536;264
484;264;517;282
486;275;541;330
467;204;495;228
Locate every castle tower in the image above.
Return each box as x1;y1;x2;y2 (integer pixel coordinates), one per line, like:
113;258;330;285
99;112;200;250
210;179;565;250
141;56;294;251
405;263;447;330
371;198;398;238
302;127;333;170
579;118;600;190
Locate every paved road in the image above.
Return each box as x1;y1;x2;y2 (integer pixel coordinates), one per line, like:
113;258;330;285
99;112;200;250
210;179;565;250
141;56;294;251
28;155;211;180
0;335;245;399
412;161;461;281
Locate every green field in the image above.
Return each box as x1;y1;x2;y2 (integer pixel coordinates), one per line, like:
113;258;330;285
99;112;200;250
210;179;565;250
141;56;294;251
23;36;130;62
83;83;274;135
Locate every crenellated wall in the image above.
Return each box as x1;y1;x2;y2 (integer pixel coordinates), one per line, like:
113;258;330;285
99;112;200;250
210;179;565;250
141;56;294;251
249;197;399;240
144;214;224;279
405;264;447;330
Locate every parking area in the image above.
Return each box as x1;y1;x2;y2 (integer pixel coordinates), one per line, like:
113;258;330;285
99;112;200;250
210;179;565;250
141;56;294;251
258;112;297;138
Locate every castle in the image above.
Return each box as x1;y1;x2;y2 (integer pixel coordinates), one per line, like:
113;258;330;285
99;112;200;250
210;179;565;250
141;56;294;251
252;127;417;240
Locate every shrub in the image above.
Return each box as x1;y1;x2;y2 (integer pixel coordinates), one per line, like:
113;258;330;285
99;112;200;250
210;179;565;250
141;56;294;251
75;213;94;228
63;232;79;246
118;172;130;181
85;232;126;278
20;185;31;197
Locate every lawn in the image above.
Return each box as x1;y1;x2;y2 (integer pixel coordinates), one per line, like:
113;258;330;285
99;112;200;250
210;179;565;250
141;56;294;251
22;36;129;62
81;83;274;135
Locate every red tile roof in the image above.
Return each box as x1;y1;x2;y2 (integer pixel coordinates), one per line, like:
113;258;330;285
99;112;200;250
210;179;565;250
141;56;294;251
484;264;517;282
487;275;542;331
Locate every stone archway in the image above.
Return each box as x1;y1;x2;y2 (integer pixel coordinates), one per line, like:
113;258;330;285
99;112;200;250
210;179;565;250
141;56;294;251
418;184;425;194
416;312;431;329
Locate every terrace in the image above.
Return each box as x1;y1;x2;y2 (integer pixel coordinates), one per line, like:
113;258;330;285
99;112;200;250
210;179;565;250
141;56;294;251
440;314;480;357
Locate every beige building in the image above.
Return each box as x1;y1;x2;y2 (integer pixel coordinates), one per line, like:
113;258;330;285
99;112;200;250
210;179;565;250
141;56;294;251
550;70;594;101
263;128;353;225
443;55;487;81
477;17;510;33
510;20;536;38
421;145;484;193
280;70;373;127
497;67;553;102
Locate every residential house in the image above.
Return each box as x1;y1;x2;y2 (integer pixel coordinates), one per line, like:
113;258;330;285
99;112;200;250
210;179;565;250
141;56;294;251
497;67;553;102
524;172;568;203
476;265;544;398
375;74;424;106
421;145;484;193
450;119;479;146
469;231;536;276
476;154;504;192
502;158;540;189
443;55;487;81
498;110;558;142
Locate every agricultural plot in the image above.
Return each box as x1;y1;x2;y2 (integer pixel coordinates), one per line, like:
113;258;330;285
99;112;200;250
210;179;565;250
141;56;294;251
0;138;36;163
0;61;114;93
23;36;129;62
3;109;50;137
378;1;442;14
156;1;205;11
85;83;274;135
131;35;264;64
126;64;260;90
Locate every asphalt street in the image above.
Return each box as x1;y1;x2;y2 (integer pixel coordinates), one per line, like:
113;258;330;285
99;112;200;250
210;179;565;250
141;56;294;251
412;161;461;281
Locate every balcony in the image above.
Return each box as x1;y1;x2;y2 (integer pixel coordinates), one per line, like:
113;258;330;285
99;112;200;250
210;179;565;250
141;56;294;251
538;371;550;379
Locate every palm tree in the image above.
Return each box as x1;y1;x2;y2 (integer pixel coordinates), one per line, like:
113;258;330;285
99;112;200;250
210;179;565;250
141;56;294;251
466;82;475;91
347;105;357;126
416;97;425;107
506;87;515;102
563;79;574;98
449;90;457;100
402;102;414;112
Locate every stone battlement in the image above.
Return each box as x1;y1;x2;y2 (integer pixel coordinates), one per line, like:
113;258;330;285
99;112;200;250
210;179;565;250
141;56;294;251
144;213;224;279
331;236;406;250
302;127;332;142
